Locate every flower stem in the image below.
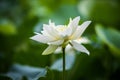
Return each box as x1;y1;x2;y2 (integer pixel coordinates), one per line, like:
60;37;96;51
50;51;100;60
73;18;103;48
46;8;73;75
62;47;65;80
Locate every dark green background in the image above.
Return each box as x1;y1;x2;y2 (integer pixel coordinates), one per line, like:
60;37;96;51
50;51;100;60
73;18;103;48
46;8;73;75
0;0;120;80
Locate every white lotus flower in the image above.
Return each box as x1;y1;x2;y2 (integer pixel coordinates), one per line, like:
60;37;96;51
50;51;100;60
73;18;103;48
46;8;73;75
30;16;91;55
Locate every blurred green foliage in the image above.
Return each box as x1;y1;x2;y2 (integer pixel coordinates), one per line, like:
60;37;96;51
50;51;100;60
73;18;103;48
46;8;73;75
0;0;120;80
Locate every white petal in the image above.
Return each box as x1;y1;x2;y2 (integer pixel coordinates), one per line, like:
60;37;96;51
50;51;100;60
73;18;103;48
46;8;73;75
54;47;62;54
74;37;90;44
54;44;74;54
41;31;55;40
42;45;58;55
48;40;64;45
43;24;60;40
68;16;80;35
69;18;72;22
30;34;53;43
34;32;40;35
49;19;55;26
71;41;89;55
62;26;72;36
65;44;75;54
70;21;91;39
61;16;80;37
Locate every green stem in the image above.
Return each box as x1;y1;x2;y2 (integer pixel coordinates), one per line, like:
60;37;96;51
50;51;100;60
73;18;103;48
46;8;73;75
62;47;65;80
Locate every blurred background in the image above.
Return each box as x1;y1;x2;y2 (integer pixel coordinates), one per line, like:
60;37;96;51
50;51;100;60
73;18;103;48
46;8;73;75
0;0;120;80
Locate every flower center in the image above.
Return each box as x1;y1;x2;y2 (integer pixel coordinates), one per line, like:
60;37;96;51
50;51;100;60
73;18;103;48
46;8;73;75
56;25;67;32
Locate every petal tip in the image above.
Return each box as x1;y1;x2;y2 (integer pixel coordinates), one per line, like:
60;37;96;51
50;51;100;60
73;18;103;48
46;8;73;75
42;51;51;55
75;16;80;20
42;51;53;55
49;19;52;23
86;51;90;55
42;53;49;55
30;35;38;40
30;36;34;40
87;21;92;24
34;32;39;35
76;16;80;18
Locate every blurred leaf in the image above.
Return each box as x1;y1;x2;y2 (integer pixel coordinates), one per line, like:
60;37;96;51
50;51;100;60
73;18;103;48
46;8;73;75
39;0;61;11
50;54;75;71
33;22;43;33
40;67;54;80
1;64;47;80
0;19;17;35
29;2;51;17
95;24;120;56
50;5;80;24
78;0;120;27
78;0;94;19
